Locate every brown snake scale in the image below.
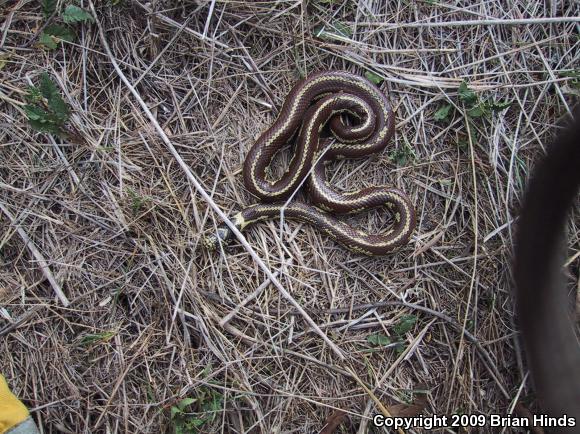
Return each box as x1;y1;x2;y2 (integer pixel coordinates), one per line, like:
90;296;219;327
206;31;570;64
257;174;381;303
203;70;416;255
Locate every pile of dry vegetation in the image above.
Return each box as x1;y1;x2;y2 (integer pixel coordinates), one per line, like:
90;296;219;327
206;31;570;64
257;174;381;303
1;0;578;432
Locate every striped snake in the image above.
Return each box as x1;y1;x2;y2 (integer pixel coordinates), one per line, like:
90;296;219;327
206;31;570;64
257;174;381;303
203;70;415;256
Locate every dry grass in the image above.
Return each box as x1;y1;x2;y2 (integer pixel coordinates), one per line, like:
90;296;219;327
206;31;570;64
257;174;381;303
1;1;579;433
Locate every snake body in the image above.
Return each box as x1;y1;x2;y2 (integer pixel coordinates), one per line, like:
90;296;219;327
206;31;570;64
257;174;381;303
204;70;415;256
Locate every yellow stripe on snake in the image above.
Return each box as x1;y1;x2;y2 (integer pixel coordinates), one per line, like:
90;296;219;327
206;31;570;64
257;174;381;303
203;70;416;256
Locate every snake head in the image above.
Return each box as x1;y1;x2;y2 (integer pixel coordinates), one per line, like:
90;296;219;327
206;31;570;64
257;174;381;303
202;224;235;252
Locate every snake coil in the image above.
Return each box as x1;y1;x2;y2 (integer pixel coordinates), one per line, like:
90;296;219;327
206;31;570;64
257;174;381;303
204;70;415;256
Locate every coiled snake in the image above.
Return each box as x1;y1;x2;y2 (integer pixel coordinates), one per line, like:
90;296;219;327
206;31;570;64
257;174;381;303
203;71;415;255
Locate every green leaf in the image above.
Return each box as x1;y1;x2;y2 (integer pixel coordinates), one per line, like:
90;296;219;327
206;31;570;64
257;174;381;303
127;188;148;215
177;397;196;411
394;342;406;356
26;86;43;103
24;74;70;137
467;104;486;118
41;0;57;17
40;25;75;49
367;334;391;346
62;5;94;24
201;364;212;378
393;315;417;336
187;419;206;428
206;394;223;412
28;118;64;136
38;73;70;122
48;93;70;122
170;406;182;419
39;72;58;99
313;21;352;41
330;21;352;37
24;104;46;121
458;81;477;107
389;145;415;166
489;100;512;111
43;24;75;44
39;32;58;50
365;71;384;85
434;104;452;121
79;331;115;346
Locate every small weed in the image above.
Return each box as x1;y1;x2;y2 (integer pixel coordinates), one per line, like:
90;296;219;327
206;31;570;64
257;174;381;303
126;188;149;215
37;1;93;50
389;140;415;166
366;314;417;354
433;103;453;122
364;70;384;85
313;21;352;41
395;388;414;404
433;81;512;125
458;82;477;107
367;334;391;346
433;81;510;151
41;0;57;17
24;72;70;137
466;319;475;331
170;388;223;434
78;331;115;346
393;314;417;336
62;5;94;24
39;24;75;49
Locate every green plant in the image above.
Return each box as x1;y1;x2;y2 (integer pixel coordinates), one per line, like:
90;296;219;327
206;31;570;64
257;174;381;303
170;388;223;434
62;5;93;23
433;81;512;124
364;70;384;85
313;20;352;41
24;72;71;137
41;0;57;17
393;314;417;335
78;331;115;346
392;314;417;355
367;333;391;346
366;314;418;354
126;188;150;215
38;1;94;50
433;81;512;152
389;139;416;166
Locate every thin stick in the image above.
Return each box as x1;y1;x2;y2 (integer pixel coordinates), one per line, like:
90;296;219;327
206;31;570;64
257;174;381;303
373;16;580;30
